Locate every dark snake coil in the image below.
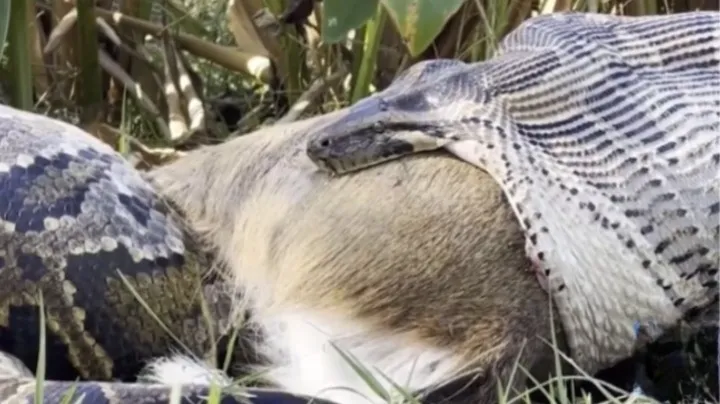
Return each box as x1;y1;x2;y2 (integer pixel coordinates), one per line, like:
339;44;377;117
0;105;334;403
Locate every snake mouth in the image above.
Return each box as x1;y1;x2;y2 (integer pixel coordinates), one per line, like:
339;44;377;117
306;129;419;175
311;152;404;175
307;123;453;176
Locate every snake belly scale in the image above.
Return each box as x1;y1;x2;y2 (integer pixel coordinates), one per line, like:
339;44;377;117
305;11;720;374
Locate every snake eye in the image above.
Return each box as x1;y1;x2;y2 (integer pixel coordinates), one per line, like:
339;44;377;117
372;122;385;134
319;139;331;147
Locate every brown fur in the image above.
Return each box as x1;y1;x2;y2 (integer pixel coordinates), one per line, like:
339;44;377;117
146;109;569;403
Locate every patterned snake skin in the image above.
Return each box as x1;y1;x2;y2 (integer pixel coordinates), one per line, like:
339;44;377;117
0;104;337;403
0;349;335;404
305;11;720;375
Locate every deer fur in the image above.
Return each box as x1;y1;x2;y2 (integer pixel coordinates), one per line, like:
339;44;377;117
146;109;569;404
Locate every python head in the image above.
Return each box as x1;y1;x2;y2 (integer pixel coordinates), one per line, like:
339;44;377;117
305;60;489;176
305;98;453;175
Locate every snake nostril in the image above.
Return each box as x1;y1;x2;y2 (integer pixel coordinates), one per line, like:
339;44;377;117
319;139;330;148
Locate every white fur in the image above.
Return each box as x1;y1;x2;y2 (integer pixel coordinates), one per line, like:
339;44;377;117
140;312;463;404
139;354;233;387
0;351;32;378
252;309;462;404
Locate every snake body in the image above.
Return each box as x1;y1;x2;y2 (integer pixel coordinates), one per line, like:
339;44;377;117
0;348;335;404
0;349;334;404
305;11;720;375
0;104;336;403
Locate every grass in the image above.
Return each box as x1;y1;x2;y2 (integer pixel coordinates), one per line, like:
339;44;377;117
24;276;714;404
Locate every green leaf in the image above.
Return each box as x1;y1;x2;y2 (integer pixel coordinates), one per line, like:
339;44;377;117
322;0;379;43
380;0;465;57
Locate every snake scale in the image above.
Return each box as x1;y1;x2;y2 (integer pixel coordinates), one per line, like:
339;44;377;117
305;11;720;375
0;104;338;403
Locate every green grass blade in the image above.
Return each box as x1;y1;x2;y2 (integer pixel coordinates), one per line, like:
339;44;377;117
75;0;103;122
59;381;80;404
116;270;194;359
34;291;46;404
350;3;386;104
329;340;390;401
375;371;421;403
7;0;33;110
0;1;10;59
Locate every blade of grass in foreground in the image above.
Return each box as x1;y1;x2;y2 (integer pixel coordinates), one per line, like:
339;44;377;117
59;381;82;404
34;291;46;404
329;340;391;402
0;1;10;58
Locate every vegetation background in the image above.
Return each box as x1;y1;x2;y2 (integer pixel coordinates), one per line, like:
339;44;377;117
0;0;718;403
1;0;717;168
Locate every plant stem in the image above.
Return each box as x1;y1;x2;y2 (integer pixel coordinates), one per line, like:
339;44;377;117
348;24;367;97
76;0;104;123
350;3;385;104
7;0;33;110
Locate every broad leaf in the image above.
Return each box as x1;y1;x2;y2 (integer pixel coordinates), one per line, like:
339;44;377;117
322;0;379;43
380;0;465;57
